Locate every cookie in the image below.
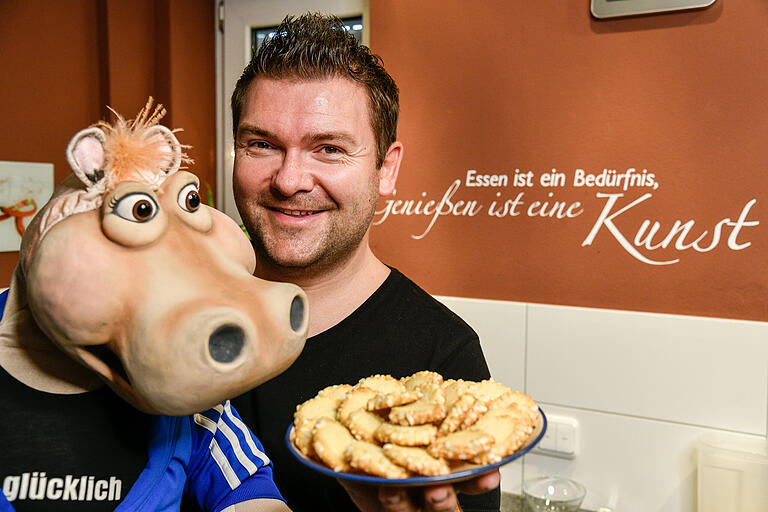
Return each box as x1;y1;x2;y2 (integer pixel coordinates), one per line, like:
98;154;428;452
337;387;378;424
439;393;488;433
458;398;489;430
317;383;354;401
312;417;355;472
443;379;473;410
374;423;438;446
483;406;528;422
294;395;338;424
389;383;447;426
488;391;539;425
346;440;410;479
344;409;385;443
471;413;531;464
292;418;319;457
356;375;404;395
367;389;422;411
383;444;450;476
439;393;474;434
427;429;494;460
482;406;535;437
467;379;511;402
402;370;443;391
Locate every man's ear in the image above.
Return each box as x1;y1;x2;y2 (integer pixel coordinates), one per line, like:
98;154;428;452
378;141;403;197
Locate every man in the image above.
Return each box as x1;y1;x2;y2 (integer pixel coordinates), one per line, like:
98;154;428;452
229;13;500;512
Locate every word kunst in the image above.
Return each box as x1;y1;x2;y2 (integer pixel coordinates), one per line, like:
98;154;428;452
583;193;758;265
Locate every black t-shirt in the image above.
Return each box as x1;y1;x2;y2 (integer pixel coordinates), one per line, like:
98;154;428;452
231;268;500;512
0;364;148;511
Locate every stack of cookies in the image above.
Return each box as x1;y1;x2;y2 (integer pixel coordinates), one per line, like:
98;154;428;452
289;371;539;478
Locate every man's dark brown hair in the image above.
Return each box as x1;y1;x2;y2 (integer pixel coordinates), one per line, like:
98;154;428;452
231;13;399;168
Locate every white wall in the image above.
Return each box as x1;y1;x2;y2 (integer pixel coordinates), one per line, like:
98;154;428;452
437;297;768;512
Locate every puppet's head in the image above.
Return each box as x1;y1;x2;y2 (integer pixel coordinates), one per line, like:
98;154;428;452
19;99;308;415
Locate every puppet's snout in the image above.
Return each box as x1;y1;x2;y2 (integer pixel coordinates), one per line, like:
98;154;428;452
206;293;306;364
124;283;308;415
180;287;308;370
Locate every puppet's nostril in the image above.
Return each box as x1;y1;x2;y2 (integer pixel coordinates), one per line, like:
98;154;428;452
208;324;244;363
290;295;305;332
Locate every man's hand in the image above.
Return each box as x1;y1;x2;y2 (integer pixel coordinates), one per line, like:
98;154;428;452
340;469;500;512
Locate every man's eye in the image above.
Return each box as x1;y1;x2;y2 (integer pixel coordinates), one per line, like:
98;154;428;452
250;141;272;149
321;146;341;155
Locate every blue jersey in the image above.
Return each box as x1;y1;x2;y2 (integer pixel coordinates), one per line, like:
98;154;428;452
0;290;283;511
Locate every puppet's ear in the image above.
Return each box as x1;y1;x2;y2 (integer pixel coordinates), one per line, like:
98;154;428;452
66;127;107;187
147;125;182;175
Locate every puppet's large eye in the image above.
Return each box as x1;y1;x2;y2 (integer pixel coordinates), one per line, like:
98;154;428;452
113;193;158;223
178;183;201;212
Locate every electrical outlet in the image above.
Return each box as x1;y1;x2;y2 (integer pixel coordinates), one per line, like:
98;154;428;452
534;414;579;459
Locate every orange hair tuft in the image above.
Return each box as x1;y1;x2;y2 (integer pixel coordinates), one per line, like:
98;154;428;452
96;97;192;187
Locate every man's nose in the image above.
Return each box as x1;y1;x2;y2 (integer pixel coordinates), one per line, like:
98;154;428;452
271;149;313;196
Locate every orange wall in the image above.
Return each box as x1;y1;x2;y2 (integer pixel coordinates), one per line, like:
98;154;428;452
0;0;215;286
369;1;768;321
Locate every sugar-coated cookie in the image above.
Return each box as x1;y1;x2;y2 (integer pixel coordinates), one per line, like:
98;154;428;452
374;422;438;446
471;412;531;465
337;386;377;423
294;395;337;424
356;374;404;395
346;441;410;479
344;409;385;442
389;383;446;426
402;370;443;391
427;429;494;460
367;389;422;411
312;417;355;472
317;383;354;401
383;444;450;476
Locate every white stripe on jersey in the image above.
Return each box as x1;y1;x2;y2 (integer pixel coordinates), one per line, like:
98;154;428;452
224;401;271;466
194;406;246;488
209;437;241;489
194;411;218;434
217;412;259;475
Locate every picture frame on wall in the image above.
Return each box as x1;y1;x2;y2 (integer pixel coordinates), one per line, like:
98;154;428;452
0;161;53;252
591;0;717;19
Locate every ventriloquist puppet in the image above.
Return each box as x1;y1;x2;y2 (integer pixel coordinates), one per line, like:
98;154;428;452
0;100;308;511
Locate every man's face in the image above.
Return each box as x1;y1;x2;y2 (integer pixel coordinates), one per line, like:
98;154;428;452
233;77;390;274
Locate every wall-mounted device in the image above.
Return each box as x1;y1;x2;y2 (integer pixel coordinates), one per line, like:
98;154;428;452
591;0;717;19
534;414;579;459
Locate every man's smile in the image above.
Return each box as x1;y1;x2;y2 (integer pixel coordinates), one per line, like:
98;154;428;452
266;206;329;221
273;208;320;217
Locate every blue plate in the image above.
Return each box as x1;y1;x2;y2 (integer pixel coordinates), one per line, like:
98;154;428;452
285;407;547;487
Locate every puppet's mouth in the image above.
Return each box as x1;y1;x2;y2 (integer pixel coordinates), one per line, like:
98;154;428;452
79;344;131;387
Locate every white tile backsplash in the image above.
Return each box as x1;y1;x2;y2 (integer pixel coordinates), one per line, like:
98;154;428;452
436;295;768;510
520;404;758;512
526;304;768;434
